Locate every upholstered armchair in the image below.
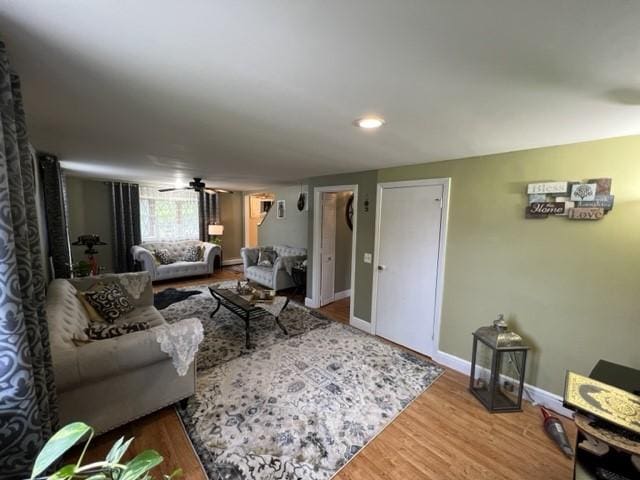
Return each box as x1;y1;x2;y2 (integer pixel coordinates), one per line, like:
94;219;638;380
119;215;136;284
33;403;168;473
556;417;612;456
131;240;220;281
241;245;306;291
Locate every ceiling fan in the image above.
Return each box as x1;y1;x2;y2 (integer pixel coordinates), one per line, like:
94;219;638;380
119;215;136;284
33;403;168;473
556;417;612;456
158;177;233;194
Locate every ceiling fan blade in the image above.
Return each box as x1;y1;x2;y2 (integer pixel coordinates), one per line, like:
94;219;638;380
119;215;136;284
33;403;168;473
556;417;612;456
158;187;191;192
204;188;234;194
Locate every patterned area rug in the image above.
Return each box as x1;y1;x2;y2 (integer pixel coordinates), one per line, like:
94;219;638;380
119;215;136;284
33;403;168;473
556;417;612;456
161;284;443;480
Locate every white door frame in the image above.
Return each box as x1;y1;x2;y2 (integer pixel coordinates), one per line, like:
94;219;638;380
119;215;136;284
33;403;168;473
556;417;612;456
370;178;451;357
309;185;358;326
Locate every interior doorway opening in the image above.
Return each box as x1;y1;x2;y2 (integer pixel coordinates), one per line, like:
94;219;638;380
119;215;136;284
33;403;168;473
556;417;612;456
319;190;354;317
243;192;274;248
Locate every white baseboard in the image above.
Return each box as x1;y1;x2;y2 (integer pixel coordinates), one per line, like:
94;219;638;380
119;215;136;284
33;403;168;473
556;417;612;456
222;258;243;266
305;297;320;308
433;350;574;419
350;316;372;334
333;289;351;301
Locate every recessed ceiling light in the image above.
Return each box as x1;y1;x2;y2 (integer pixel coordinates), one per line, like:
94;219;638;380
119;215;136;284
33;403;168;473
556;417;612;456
353;116;385;129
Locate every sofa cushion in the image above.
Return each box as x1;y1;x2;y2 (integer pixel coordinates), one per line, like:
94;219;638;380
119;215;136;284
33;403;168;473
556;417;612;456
154;248;176;265
76;291;104;323
258;247;278;267
70;272;153;307
85;283;135;323
86;321;150;340
182;244;204;262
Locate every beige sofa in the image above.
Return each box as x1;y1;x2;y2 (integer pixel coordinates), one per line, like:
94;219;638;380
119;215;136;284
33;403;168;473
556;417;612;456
131;240;221;282
46;271;196;434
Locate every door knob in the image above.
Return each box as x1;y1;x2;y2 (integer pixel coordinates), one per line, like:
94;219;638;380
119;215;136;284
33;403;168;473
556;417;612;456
378;265;386;271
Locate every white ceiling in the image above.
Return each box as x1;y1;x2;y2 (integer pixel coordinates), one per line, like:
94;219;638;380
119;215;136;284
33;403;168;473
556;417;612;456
2;1;640;190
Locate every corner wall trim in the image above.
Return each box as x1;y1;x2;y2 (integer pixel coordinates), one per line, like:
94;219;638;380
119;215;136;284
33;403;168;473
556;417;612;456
433;350;574;419
333;289;351;301
350;316;372;334
305;297;320;308
222;258;243;266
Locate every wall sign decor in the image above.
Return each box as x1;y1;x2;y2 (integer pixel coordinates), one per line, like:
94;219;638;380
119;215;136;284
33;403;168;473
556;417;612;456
567;207;605;220
276;199;286;219
570;183;597;202
527;181;569;195
525;178;612;221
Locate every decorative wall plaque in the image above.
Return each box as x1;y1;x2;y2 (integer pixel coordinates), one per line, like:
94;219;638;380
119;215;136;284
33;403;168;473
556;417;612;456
564;371;640;435
567;207;605;220
570;183;597;202
527;182;569;194
525;178;613;221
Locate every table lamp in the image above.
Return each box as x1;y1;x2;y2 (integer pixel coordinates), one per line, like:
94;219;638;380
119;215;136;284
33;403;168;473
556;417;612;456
208;224;224;244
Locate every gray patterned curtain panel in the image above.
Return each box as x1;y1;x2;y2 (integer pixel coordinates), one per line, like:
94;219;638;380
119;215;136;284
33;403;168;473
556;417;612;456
38;152;72;278
110;182;141;273
198;190;218;241
0;41;59;479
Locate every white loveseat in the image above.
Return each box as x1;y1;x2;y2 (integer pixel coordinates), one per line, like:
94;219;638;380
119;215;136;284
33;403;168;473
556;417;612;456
241;245;306;291
131;240;221;282
46;272;196;434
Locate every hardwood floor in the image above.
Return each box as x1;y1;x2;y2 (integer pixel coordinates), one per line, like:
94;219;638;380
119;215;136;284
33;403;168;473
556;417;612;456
76;268;575;479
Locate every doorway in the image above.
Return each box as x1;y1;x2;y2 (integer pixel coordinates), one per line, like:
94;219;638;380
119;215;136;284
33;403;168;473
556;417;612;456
243;192;274;248
311;185;358;325
372;179;450;357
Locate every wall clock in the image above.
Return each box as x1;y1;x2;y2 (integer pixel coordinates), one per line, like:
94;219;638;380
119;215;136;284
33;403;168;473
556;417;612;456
346;194;354;230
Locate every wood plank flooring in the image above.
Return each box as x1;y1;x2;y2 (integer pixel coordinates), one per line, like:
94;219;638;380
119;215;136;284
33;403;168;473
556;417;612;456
75;268;575;479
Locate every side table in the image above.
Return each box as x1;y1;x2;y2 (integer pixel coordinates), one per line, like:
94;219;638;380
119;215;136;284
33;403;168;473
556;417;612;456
291;266;307;295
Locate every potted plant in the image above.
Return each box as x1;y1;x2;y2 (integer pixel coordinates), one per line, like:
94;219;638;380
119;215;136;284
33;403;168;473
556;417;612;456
29;422;181;480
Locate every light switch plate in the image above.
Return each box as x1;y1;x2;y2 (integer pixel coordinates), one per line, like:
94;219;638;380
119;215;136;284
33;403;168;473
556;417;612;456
363;253;372;264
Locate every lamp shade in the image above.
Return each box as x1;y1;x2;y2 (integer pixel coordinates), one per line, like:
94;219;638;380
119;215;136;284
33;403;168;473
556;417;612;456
208;224;224;236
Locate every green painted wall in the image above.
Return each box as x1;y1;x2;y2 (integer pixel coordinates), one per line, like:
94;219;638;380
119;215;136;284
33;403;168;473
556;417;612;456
259;185;309;249
308;135;640;395
334;191;353;293
66;176;115;273
219;192;244;261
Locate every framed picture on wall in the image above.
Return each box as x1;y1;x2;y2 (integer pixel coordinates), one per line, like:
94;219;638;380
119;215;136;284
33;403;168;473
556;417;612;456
276;199;286;219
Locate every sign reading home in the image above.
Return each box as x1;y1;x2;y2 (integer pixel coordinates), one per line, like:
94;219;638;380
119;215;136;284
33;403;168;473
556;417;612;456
525;178;612;221
529;202;565;215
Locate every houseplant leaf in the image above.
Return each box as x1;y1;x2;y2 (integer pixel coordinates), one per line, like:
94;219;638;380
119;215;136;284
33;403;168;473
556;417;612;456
105;436;134;464
31;422;92;479
120;450;163;480
48;464;76;480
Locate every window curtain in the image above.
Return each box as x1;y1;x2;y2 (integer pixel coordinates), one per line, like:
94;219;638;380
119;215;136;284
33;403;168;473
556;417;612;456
37;152;71;278
198;191;218;241
0;41;59;478
110;182;141;273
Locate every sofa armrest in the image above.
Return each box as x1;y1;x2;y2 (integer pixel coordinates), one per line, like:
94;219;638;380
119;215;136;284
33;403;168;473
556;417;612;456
240;247;259;269
131;246;157;277
54;321;193;391
273;255;306;276
202;242;221;270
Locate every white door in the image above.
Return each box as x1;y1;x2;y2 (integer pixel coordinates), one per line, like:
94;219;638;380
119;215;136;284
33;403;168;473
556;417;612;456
375;184;444;355
320;193;337;306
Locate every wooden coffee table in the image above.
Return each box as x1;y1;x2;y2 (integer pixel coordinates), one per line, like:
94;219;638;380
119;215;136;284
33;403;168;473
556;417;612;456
208;286;289;348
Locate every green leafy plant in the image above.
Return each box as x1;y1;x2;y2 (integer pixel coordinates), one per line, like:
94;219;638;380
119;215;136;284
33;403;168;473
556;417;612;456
71;261;91;277
30;422;181;480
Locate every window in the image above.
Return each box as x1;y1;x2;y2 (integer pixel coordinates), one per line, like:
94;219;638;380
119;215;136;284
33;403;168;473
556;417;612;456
139;186;199;241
